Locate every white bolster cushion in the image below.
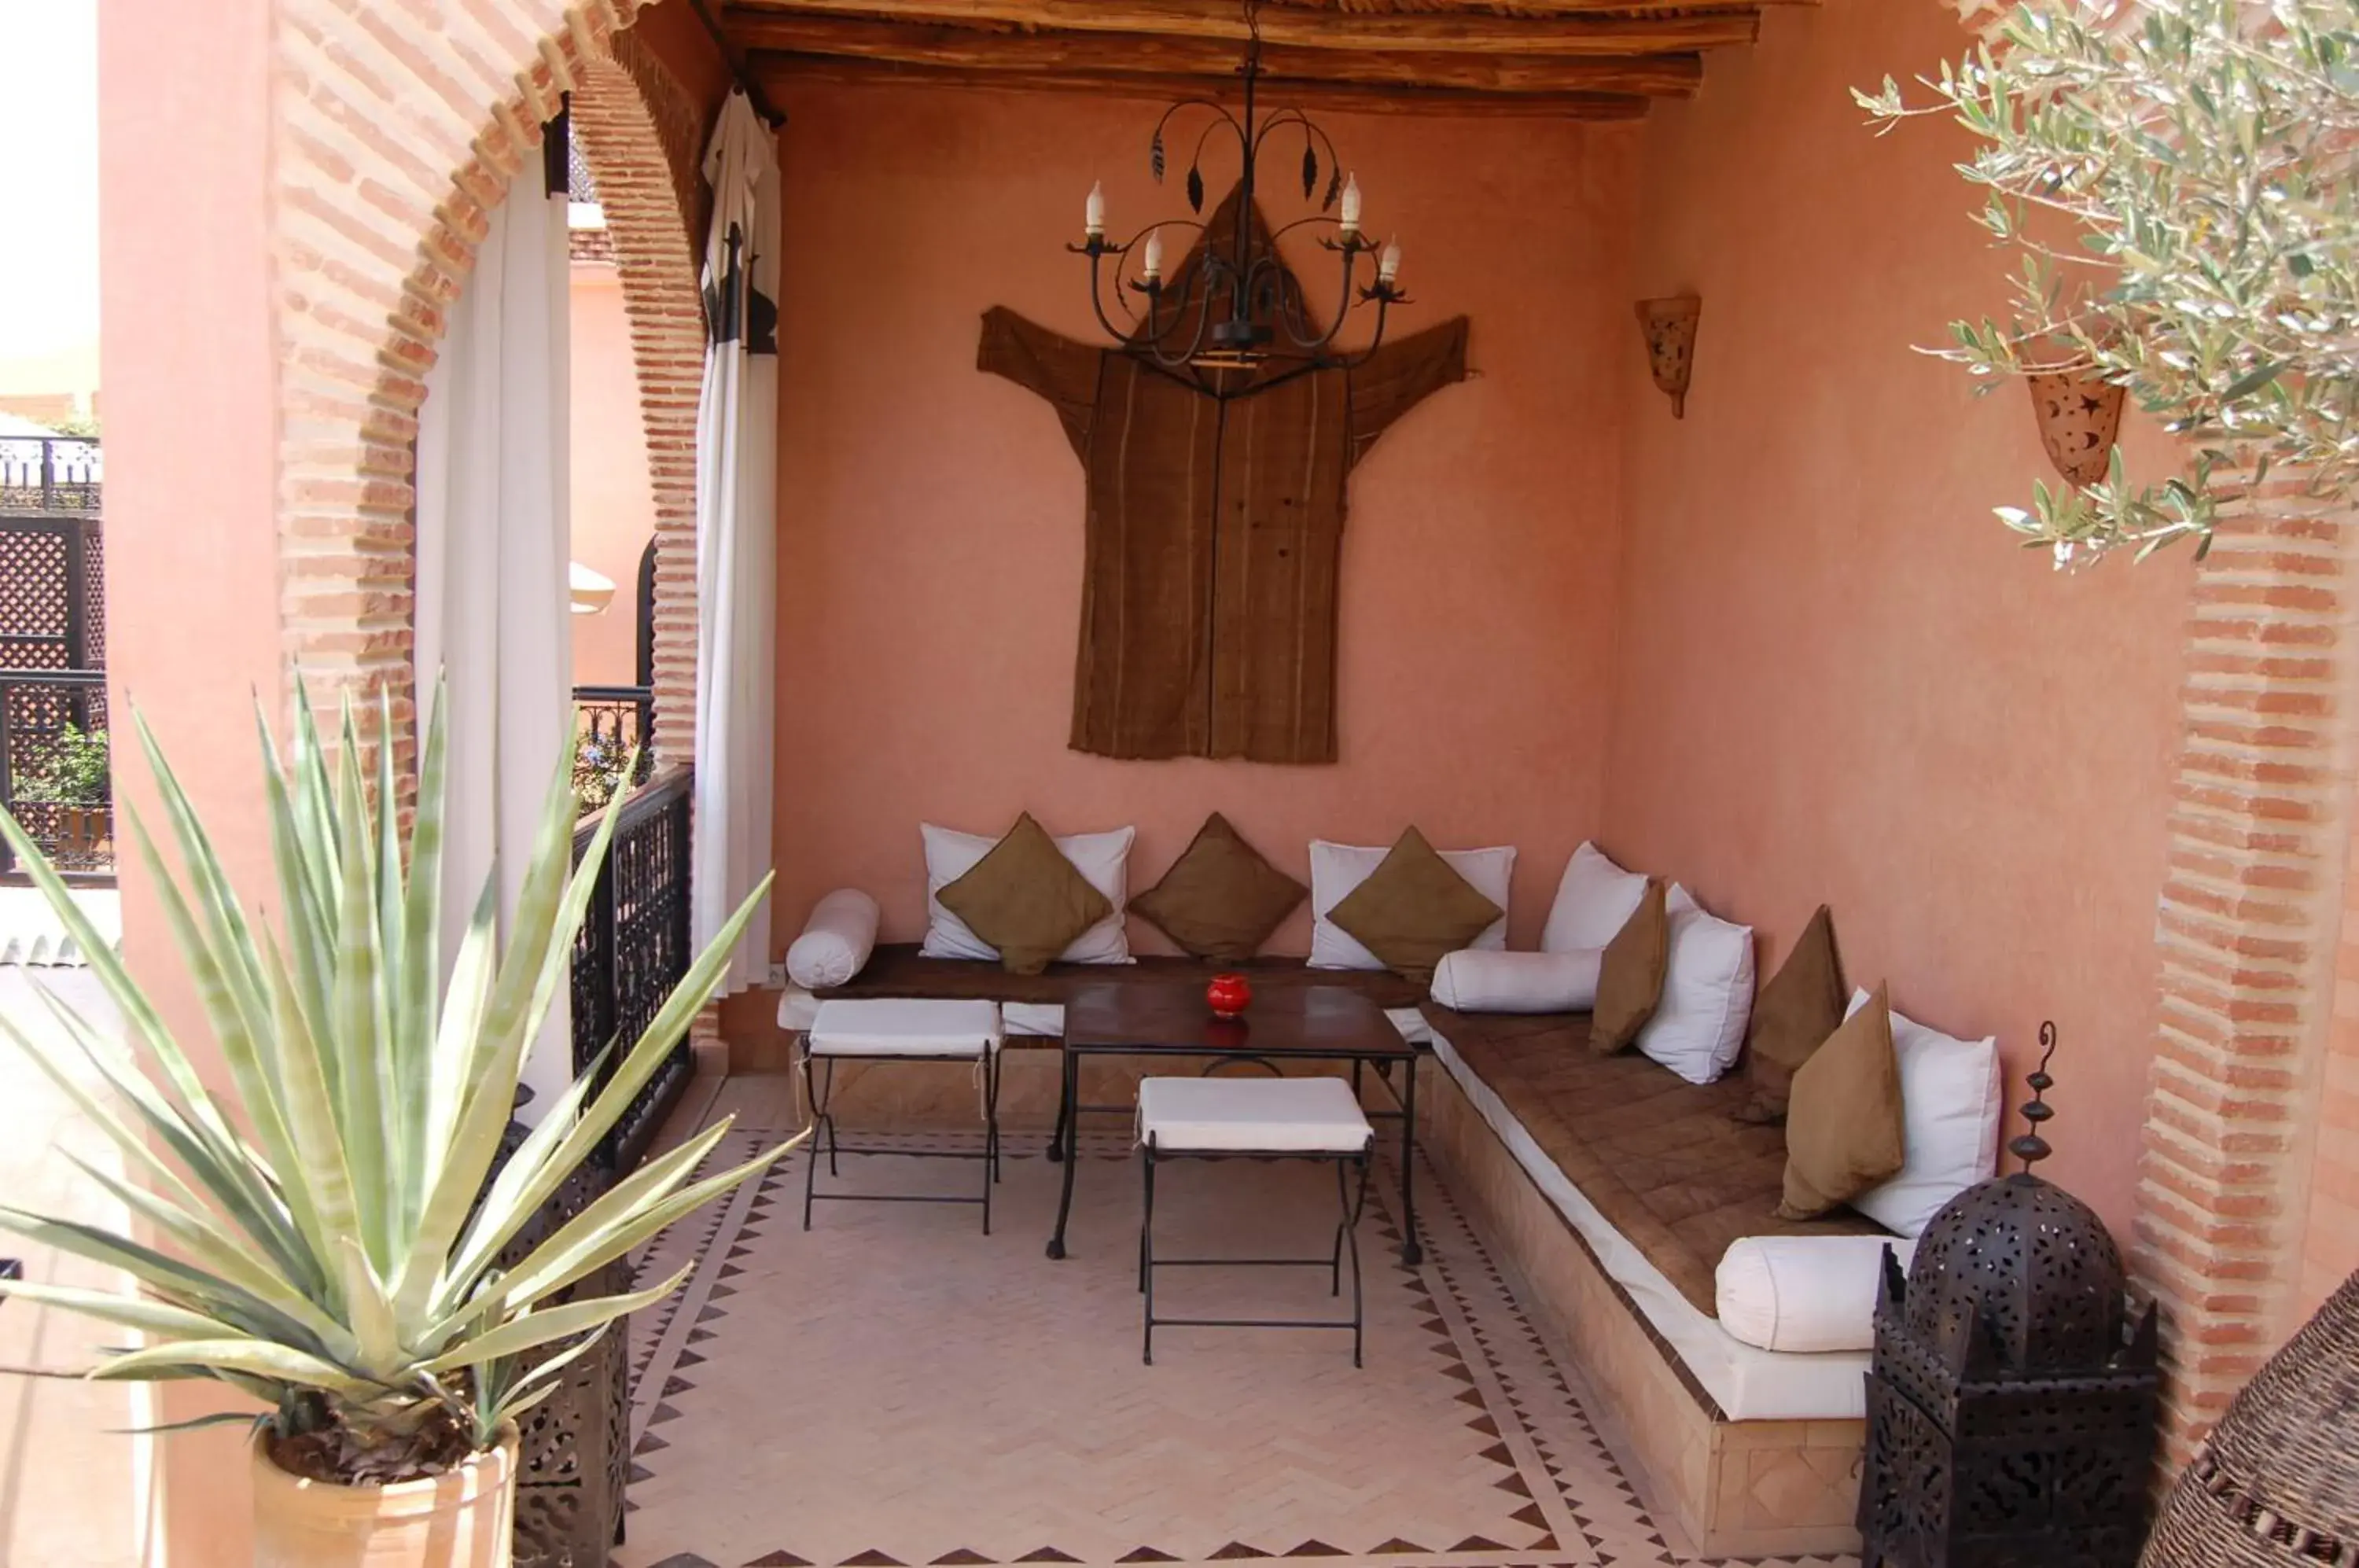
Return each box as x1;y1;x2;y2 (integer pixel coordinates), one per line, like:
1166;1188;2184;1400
1715;1234;1916;1353
1430;948;1603;1013
785;889;881;989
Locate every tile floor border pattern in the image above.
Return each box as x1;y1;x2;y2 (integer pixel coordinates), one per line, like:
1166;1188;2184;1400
620;1127;1855;1568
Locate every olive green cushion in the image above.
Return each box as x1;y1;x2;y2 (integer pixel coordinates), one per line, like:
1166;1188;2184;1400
1735;904;1847;1124
936;812;1114;977
1327;826;1504;985
1777;982;1907;1220
1590;878;1669;1055
1128;813;1307;963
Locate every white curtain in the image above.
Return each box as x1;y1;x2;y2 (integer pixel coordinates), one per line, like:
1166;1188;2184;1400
415;148;572;1114
692;90;779;995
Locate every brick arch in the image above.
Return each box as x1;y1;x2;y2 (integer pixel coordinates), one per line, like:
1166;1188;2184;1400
572;32;709;764
270;0;657;742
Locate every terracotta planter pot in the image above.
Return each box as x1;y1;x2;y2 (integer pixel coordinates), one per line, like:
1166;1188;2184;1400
251;1426;518;1568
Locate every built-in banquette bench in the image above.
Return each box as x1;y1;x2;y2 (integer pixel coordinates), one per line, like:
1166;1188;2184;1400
1415;1003;1883;1558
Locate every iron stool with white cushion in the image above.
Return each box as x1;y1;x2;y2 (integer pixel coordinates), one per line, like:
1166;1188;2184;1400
1135;1074;1375;1367
801;999;1004;1233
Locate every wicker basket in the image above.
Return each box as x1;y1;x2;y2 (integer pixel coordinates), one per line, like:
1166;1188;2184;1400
2140;1268;2359;1567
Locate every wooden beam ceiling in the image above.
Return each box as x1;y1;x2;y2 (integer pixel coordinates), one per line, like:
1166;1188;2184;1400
723;0;1762;56
723;0;1793;116
751;54;1653;117
731;13;1702;97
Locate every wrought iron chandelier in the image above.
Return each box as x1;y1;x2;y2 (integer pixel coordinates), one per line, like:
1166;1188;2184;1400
1070;0;1408;396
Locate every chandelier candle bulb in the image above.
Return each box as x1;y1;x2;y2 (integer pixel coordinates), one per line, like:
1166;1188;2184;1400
1143;229;1165;284
1086;180;1106;240
1378;238;1402;286
1339;173;1362;236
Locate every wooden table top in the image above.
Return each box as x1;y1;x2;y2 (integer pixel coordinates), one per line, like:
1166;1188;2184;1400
1062;979;1410;1057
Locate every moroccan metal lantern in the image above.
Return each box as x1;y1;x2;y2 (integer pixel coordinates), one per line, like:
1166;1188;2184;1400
1859;1025;2160;1568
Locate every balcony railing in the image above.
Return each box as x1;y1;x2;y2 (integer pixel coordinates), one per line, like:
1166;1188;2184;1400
0;669;111;881
0;436;101;516
572;683;654;813
569;764;694;1171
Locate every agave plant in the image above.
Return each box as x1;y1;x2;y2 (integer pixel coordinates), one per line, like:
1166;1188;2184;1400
0;685;790;1482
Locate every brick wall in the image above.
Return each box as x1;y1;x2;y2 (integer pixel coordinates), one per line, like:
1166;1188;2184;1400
2135;490;2359;1461
2301;757;2359;1318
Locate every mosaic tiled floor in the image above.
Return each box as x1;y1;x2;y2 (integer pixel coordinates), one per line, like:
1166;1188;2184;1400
619;1090;1855;1568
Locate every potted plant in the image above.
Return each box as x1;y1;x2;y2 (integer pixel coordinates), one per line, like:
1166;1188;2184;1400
1857;0;2359;565
14;720;112;862
0;684;793;1568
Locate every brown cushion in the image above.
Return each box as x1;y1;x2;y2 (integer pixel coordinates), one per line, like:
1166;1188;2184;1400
1589;878;1669;1055
1325;826;1505;984
936;813;1113;977
1777;982;1906;1220
1734;904;1847;1124
1128;812;1307;962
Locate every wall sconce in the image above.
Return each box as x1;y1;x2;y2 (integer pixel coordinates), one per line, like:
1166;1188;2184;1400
1636;296;1702;419
2026;370;2126;488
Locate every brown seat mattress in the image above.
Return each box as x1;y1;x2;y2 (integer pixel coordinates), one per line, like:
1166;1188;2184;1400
1419;1004;1886;1316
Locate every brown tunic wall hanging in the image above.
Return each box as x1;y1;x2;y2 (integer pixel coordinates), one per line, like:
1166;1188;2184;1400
980;186;1469;766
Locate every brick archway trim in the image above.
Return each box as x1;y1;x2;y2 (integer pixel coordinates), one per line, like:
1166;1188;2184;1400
573;40;709;765
273;0;654;744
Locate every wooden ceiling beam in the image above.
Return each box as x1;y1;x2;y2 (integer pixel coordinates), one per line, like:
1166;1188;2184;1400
730;15;1703;95
751;52;1654;117
722;0;1760;56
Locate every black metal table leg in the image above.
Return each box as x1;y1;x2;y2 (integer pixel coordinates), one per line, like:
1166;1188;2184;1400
1398;1053;1422;1265
1046;1040;1069;1162
1047;1041;1080;1258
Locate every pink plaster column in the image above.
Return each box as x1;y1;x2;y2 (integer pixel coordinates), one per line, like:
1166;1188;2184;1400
99;0;282;1559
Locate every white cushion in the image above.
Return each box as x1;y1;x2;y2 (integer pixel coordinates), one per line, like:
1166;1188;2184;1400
1386;1007;1433;1046
1002;1002;1064;1038
808;998;1003;1058
1540;841;1650;955
1843;988;2004;1239
785;888;881;989
1430;949;1601;1013
919;822;1137;966
778;985;821;1032
1306;838;1514;971
1633;886;1754;1085
1137;1075;1374;1154
1715;1235;1916;1353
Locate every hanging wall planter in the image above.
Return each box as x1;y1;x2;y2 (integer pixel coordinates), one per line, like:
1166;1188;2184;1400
2026;369;2126;488
1635;296;1702;418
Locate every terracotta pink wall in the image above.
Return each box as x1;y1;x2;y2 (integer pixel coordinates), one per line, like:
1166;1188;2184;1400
570;259;655;687
1603;0;2191;1237
771;80;1637;953
98;0;282;1557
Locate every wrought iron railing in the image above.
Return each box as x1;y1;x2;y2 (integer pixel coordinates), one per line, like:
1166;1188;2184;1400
0;669;111;880
572;683;654;813
569;766;694;1171
0;436;101;515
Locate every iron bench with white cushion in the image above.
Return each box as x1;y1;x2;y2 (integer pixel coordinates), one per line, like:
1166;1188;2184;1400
801;998;1006;1233
1135;1074;1375;1367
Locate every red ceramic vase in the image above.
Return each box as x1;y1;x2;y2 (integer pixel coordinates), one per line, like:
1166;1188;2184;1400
1207;972;1253;1019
